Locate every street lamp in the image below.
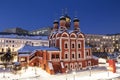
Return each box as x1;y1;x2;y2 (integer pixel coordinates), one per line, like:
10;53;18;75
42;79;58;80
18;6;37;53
89;66;92;76
72;71;76;80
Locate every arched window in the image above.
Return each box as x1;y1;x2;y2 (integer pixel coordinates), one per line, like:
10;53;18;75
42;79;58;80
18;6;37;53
64;51;69;59
71;42;75;49
64;41;68;49
78;42;81;49
72;52;75;59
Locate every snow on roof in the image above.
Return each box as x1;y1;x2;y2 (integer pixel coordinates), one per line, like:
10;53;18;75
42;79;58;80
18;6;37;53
18;45;59;53
19;54;29;56
0;34;48;40
67;30;74;34
92;56;98;60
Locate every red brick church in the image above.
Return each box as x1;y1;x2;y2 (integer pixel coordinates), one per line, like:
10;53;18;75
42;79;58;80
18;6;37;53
18;13;98;74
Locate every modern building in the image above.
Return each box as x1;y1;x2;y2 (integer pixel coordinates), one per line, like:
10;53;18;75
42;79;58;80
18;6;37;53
18;14;98;74
85;34;120;53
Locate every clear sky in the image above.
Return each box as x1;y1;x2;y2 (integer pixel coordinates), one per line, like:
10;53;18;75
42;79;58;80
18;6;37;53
0;0;120;34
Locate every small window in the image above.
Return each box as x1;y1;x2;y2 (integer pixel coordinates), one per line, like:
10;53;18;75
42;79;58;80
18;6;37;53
52;54;55;59
65;65;67;68
65;54;68;59
78;44;81;48
56;54;59;58
86;52;89;56
72;54;74;58
65;43;68;48
21;58;26;62
72;44;75;48
78;54;81;58
12;45;14;47
6;40;8;43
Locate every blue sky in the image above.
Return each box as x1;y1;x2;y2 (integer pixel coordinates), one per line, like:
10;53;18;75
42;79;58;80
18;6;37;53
0;0;120;34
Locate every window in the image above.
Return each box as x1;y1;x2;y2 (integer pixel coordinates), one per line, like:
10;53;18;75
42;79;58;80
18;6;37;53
56;54;59;58
65;65;67;68
86;51;89;56
64;41;68;49
6;40;8;43
72;54;74;58
12;45;14;47
71;42;75;49
21;58;26;62
65;43;68;48
78;54;81;58
52;54;55;59
78;44;81;48
72;44;74;48
65;54;68;59
9;40;11;43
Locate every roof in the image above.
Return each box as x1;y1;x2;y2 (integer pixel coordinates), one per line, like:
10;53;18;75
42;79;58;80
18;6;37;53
18;45;59;53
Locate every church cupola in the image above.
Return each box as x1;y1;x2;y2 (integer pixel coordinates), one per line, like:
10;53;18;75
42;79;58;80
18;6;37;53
65;14;71;29
59;16;66;30
53;19;59;31
73;17;80;32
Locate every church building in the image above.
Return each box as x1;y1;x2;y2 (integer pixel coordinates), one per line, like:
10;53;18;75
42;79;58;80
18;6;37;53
18;13;98;74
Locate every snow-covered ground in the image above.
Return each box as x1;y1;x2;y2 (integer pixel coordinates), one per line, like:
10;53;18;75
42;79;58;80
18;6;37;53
0;64;120;80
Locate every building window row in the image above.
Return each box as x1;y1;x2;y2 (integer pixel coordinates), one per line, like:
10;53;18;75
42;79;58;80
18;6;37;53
51;54;59;59
64;41;81;49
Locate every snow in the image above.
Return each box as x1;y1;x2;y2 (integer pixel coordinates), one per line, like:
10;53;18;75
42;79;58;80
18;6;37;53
48;62;53;70
98;58;107;63
19;54;29;57
0;63;120;80
92;56;98;60
18;45;59;53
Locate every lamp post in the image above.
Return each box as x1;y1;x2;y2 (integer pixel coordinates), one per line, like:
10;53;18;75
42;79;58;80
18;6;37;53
72;71;76;80
89;66;92;77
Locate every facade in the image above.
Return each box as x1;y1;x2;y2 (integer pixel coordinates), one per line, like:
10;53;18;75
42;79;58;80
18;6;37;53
0;35;49;53
85;34;120;53
18;14;98;74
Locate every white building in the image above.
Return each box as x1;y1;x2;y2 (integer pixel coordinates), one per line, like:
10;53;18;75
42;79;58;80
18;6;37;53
0;34;49;53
